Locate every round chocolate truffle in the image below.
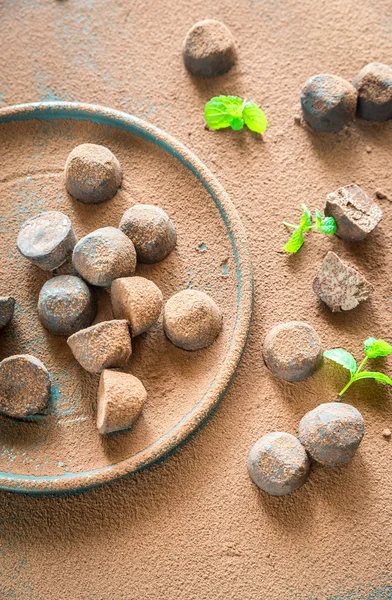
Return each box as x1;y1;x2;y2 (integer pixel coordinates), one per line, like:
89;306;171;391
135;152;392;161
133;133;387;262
38;275;96;336
17;211;76;271
183;19;237;78
300;74;358;132
119;204;176;264
248;432;310;496
353;62;392;121
263;321;322;382
0;355;51;418
65;143;122;204
72;227;136;287
67;319;132;374
298;402;365;467
163;289;222;351
0;296;15;329
97;369;147;434
111;276;163;336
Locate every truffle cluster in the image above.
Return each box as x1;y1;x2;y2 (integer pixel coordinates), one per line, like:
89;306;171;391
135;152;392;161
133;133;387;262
2;143;222;433
301;62;392;132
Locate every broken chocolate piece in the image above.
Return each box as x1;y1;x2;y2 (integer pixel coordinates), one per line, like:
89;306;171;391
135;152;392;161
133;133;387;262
313;251;373;312
325;184;382;241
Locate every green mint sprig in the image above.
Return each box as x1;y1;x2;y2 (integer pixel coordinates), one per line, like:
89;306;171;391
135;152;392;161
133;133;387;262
283;204;337;253
324;337;392;397
204;95;268;133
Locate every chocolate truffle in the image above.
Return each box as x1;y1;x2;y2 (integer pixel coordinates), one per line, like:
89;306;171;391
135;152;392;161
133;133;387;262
183;19;237;78
38;275;96;336
65;143;122;204
300;74;357;132
263;321;322;382
248;432;310;496
17;211;76;271
119;204;176;264
111;276;163;336
72;227;136;287
0;296;15;329
0;355;51;418
97;369;147;434
163;289;222;351
353;62;392;121
298;402;365;466
67;320;132;374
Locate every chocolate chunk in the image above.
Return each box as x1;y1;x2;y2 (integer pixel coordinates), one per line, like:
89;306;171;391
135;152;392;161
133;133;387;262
183;19;237;78
325;184;382;241
97;369;147;434
353;62;392;121
0;297;15;329
313;251;373;312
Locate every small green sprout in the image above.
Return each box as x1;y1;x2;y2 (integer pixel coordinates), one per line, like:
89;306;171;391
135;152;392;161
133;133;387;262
324;337;392;397
204;95;268;133
283;204;337;253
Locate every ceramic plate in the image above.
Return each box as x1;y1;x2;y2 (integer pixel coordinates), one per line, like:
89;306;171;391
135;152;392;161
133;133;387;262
0;102;252;494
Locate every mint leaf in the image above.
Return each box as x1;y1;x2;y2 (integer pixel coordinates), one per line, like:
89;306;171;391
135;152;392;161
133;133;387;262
364;338;392;359
318;216;337;235
242;101;268;133
230;116;244;130
204;96;243;130
323;348;357;374
283;228;304;253
315;208;323;229
300;204;312;230
353;371;392;386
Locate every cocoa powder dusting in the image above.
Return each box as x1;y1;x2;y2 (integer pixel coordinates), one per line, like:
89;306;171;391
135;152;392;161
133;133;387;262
0;1;392;599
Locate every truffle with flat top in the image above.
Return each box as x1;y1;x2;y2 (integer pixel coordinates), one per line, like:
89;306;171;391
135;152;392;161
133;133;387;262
183;19;237;78
97;369;147;434
353;63;392;121
17;211;76;271
0;355;51;418
111;276;163;336
67;320;132;374
263;321;322;382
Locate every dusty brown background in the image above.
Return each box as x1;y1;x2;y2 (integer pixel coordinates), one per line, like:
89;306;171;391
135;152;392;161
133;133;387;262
1;0;392;598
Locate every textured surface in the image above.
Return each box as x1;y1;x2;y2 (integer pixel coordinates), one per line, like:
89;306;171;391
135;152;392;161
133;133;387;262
1;0;392;598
